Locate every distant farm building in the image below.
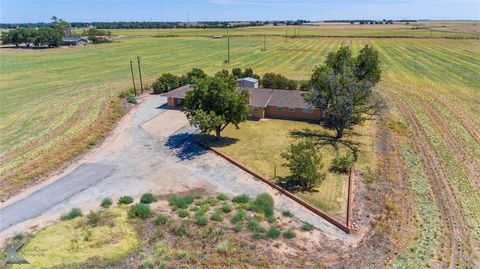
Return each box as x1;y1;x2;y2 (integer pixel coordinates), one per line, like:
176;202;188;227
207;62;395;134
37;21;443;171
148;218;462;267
162;80;321;121
237;77;259;88
62;37;88;46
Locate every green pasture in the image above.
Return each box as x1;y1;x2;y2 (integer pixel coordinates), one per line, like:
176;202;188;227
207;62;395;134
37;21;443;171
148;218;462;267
104;23;479;38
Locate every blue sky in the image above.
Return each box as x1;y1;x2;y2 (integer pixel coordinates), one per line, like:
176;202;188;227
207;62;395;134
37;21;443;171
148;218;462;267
1;0;479;23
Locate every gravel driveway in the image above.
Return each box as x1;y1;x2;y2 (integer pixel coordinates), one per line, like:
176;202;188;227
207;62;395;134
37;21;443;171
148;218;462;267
0;95;346;240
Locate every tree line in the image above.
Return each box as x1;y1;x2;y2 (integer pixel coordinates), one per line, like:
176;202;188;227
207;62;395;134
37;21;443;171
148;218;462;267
1;20;310;30
1;16;71;47
151;68;312;94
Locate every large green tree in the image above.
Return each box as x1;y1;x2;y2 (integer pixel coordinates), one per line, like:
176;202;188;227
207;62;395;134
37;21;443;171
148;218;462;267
306;45;382;139
184;75;250;138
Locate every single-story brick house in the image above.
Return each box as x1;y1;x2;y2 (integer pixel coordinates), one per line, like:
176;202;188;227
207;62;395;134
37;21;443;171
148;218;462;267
62;37;88;46
161;84;321;121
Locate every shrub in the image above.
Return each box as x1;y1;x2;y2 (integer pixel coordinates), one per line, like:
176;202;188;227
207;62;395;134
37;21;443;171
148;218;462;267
267;226;281;239
250;193;274;218
86;210;101;226
174;224;188;236
118;196;133;205
195;205;209;217
61;208;82;221
247;219;260;231
267;215;277;223
140;193;157;204
195;215;208;226
301;223;314;231
232;194;250;204
234;224;242;233
282;140;325;191
216;193;228;201
329;154;353;174
129;203;153;219
216;240;232;254
252;232;265;240
231;209;246;224
151;73;180;94
221;204;232;213
155;214;169;225
153;241;171;266
101;198;112;208
283;230;296;239
169;195;194;209
127;95;137;104
282;211;293;217
177;209;189;218
210;211;223;222
206;197;217;205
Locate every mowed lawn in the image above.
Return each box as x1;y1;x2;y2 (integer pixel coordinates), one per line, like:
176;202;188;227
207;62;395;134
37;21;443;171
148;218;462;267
203;119;375;216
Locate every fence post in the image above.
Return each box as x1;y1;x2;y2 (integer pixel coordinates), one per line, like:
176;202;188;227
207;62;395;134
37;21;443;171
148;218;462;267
346;167;354;229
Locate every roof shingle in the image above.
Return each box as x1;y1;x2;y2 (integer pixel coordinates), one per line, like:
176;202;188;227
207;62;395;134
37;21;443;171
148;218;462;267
162;85;313;109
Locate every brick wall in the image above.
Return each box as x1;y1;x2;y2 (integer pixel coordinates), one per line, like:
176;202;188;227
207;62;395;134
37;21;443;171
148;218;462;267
249;107;265;119
264;106;321;121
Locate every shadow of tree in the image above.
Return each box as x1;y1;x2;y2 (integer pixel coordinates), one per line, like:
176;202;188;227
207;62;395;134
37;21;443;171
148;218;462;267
276;176;319;193
289;128;361;153
164;132;206;161
197;134;239;148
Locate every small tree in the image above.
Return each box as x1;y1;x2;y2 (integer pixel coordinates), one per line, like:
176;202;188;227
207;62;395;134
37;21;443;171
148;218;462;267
261;72;297;90
184;75;250;139
151;73;180;94
232;68;243;78
186;68;207;83
281;140;325;191
306;45;382;139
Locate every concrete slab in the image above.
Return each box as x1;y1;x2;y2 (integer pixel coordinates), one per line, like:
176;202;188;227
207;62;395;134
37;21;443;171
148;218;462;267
140;109;189;141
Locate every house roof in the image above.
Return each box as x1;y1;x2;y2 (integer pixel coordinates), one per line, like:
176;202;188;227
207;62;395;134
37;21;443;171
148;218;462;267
162;85;314;109
62;37;87;42
268;89;312;109
161;84;192;99
237;77;258;83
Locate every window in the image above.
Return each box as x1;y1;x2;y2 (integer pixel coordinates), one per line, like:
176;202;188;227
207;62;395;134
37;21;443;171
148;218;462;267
288;107;295;112
253;107;259;112
277;107;283;112
303;108;314;114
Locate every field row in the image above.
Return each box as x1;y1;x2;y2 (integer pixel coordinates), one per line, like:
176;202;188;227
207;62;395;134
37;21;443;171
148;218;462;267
1;38;479;266
104;24;479;38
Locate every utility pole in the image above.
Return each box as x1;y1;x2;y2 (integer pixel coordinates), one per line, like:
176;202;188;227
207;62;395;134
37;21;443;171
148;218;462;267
129;60;137;96
137;56;144;93
263;34;266;51
227;27;230;62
